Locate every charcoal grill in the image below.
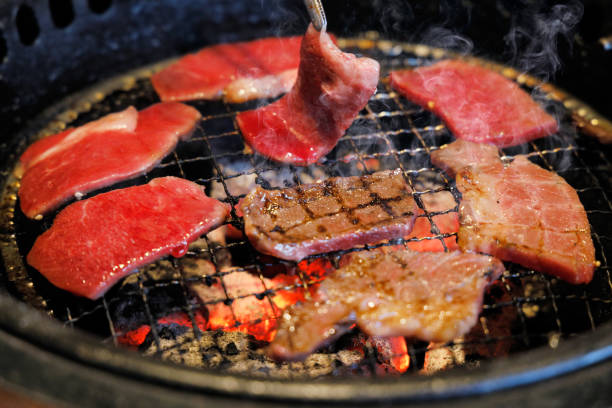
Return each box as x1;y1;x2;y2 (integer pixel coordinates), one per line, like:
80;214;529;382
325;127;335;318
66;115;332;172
1;1;612;407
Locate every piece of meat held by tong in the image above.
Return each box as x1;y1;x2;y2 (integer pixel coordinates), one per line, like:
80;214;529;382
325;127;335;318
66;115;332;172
236;1;380;165
240;169;419;261
269;248;504;360
431;139;597;284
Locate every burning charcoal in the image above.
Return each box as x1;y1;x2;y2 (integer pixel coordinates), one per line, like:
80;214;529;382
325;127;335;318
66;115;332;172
420;343;466;375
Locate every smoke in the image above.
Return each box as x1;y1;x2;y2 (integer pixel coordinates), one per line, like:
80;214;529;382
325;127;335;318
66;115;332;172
418;26;474;55
503;1;583;81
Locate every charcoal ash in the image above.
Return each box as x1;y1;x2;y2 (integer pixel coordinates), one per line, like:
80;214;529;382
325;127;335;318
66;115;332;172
141;328;365;378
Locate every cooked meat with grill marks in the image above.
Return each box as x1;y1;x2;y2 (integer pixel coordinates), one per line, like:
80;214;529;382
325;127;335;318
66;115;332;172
269;248;504;360
240;169;418;261
27;177;230;300
151;36;303;102
18;103;201;219
236;24;380;165
431;140;596;284
390;60;558;147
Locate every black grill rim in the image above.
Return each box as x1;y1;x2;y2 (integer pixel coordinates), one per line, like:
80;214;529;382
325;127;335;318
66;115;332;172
1;292;611;404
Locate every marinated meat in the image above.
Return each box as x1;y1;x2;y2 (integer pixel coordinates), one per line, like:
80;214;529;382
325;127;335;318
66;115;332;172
151;36;302;102
390;60;558;147
236;24;380;165
240;169;418;261
431;140;596;284
27;177;230;300
19;102;201;219
269;248;504;360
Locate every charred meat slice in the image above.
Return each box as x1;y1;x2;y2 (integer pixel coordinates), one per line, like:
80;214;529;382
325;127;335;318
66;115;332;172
27;177;230;299
269;248;504;360
240;169;418;261
151;36;303;102
390;60;558;147
236;24;380;165
18;102;201;219
431;140;596;284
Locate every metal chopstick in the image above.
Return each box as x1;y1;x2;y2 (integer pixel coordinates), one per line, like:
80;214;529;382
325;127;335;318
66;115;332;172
303;0;327;31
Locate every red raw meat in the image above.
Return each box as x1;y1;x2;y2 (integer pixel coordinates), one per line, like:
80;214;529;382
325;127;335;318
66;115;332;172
431;140;596;284
269;248;503;360
151;36;303;102
390;60;558;147
240;169;418;261
236;25;380;165
20;107;138;170
18;102;201;219
27;177;230;300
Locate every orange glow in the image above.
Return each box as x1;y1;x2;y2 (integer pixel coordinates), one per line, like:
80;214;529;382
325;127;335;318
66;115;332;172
118;258;334;347
371;336;410;373
385;337;410;373
406;211;459;252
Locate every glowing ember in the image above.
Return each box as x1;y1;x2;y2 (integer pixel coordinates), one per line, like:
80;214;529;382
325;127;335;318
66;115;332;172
118;258;333;346
372;336;410;373
406;188;458;252
406;211;458;252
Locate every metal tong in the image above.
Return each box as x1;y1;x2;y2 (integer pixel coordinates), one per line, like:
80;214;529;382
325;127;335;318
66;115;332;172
304;0;327;31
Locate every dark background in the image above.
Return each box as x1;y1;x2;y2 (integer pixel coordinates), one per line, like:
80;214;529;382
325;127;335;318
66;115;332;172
0;0;610;151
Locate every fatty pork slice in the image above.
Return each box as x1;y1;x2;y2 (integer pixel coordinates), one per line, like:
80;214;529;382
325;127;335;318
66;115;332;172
431;140;596;284
18;102;201;219
151;36;302;103
236;24;380;165
240;169;418;261
390;60;558;147
269;249;504;360
27;177;230;300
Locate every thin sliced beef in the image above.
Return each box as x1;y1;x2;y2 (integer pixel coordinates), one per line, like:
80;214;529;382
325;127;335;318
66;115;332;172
269;248;503;360
390;60;558;147
27;177;230;300
236;24;379;165
431;140;596;284
151;36;302;102
18;102;201;219
240;169;418;261
20;107;138;170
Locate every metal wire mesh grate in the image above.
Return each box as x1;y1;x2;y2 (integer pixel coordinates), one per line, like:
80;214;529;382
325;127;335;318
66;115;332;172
2;38;612;378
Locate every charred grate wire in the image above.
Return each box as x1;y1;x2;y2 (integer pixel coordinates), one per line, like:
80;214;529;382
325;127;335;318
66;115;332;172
4;39;612;379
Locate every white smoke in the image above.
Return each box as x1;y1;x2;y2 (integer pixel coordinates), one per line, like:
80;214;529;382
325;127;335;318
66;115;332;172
504;1;583;81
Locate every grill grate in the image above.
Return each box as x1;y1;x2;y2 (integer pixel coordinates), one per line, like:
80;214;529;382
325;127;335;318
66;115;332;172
2;38;612;379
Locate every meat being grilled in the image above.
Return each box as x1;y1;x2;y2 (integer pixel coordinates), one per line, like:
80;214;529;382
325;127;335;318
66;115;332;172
236;24;380;165
151;36;303;102
390;60;558;147
431;140;596;284
27;177;230;300
240;169;418;261
18;102;201;219
269;248;504;360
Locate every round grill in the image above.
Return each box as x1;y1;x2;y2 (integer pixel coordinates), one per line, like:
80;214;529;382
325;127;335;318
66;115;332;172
1;36;611;385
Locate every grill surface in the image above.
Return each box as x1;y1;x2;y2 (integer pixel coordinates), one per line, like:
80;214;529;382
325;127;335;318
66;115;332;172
1;37;612;381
